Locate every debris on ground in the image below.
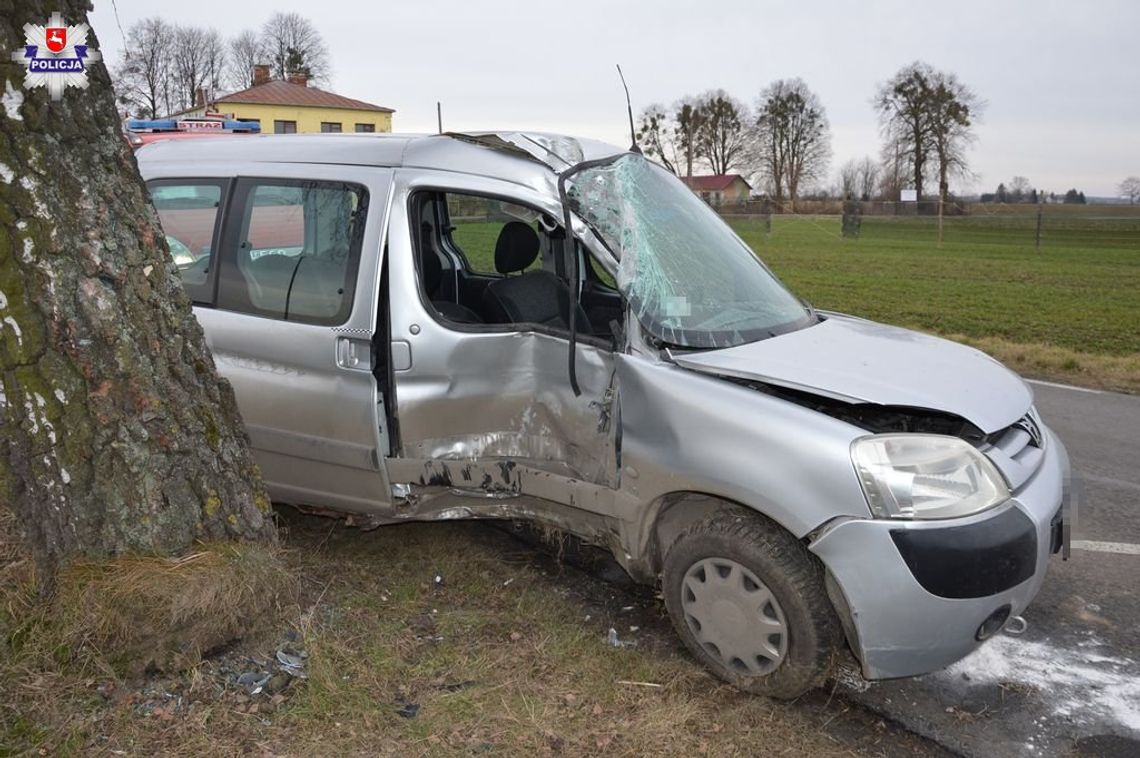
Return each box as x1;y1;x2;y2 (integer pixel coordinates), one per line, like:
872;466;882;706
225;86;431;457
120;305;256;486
275;648;308;678
606;627;636;648
395;702;421;719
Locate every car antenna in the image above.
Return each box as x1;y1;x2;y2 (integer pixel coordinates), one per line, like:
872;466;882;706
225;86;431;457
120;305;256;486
616;64;641;154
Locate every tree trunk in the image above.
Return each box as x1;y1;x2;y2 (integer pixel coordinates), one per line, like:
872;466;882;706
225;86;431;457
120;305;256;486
1;1;274;583
912;147;924;202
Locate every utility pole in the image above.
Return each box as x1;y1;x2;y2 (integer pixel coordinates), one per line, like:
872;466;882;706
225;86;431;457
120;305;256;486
437;102;442;134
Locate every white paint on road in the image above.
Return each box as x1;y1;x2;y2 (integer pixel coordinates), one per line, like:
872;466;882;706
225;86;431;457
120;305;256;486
1071;540;1140;555
940;634;1140;733
1025;379;1103;395
1081;472;1140;493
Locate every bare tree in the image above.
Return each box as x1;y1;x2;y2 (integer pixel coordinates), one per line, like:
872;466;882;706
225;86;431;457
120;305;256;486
691;89;749;176
2;0;275;579
674;97;704;178
924;69;982;204
228;29;263;90
754;78;831;209
1120;176;1140;204
112;17;173;118
261;12;330;83
839;160;860;198
636;104;679;174
200;28;227;103
855;156;880;201
875;62;982;203
168;26;226;112
875;63;932;201
878;136;906;201
1009;176;1032;203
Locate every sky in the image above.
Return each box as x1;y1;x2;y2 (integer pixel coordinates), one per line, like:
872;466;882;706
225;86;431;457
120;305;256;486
88;0;1140;197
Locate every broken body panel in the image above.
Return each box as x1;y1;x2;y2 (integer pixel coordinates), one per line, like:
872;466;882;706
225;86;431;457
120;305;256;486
137;131;1070;684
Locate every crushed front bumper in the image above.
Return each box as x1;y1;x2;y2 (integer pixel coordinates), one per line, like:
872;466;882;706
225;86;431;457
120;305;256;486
810;426;1070;680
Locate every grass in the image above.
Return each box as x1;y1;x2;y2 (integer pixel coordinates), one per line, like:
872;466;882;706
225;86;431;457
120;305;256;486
731;214;1140;392
732;214;1140;356
1;508;937;756
446;208;1140;391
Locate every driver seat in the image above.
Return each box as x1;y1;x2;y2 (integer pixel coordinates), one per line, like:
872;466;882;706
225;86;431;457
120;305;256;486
480;222;591;333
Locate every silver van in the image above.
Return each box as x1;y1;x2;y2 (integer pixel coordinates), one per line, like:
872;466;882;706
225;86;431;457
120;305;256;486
137;132;1071;698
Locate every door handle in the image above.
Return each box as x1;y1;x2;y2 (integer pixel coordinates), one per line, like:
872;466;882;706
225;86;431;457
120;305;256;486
336;337;373;371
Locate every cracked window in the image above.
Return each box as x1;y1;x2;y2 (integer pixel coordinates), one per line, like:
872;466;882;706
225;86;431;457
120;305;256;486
568;154;812;349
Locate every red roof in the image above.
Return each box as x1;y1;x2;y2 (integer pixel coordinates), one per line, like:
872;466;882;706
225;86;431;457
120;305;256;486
680;174;751;192
212;80;394;113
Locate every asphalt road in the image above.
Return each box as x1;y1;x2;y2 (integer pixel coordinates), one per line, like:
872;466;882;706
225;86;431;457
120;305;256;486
844;381;1140;757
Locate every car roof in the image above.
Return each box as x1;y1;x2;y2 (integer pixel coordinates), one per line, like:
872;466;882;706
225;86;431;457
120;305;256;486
135;131;625;188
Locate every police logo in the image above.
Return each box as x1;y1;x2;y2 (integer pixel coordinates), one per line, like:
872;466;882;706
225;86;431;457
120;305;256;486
10;12;101;101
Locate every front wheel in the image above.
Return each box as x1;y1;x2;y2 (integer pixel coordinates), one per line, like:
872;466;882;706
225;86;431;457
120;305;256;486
662;509;840;699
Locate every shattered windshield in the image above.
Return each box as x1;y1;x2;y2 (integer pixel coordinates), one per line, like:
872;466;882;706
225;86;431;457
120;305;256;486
567;154;812;349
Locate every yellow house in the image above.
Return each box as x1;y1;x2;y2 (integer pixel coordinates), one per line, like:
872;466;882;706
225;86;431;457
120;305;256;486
177;66;394;134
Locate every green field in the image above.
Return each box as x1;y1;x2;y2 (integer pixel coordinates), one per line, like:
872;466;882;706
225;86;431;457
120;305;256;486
731;214;1140;356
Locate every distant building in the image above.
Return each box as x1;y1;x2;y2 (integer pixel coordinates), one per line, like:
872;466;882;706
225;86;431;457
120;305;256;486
173;65;394;135
681;174;752;206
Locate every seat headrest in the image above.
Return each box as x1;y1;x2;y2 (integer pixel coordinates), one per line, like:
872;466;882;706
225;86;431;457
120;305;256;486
494;221;540;274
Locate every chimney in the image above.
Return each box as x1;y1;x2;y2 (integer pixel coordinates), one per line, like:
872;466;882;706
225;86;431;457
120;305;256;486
194;87;206;108
252;64;271;87
286;71;309;87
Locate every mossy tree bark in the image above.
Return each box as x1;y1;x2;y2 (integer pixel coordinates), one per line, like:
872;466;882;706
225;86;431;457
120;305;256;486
0;1;275;583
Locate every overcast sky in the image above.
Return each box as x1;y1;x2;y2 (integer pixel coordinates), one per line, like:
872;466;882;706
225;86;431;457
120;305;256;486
90;0;1139;197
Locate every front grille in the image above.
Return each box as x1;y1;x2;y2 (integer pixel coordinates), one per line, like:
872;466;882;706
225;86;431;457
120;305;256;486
981;411;1046;491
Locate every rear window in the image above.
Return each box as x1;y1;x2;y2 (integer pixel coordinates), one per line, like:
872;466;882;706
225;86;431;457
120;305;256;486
217;178;368;326
149;180;226;304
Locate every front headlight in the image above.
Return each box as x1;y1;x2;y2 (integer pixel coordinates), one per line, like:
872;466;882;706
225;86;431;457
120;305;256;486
851;434;1009;520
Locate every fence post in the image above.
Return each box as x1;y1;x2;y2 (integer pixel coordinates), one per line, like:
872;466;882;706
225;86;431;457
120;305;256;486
937;178;951;247
1035;203;1043;251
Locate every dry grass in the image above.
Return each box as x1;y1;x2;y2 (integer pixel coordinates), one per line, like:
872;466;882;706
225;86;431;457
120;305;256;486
46;542;286;674
952;334;1140;394
0;509;938;756
3;537;285;677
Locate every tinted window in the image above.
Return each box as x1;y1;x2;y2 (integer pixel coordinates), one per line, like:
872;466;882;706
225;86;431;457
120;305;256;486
149;180;225;304
218;179;367;325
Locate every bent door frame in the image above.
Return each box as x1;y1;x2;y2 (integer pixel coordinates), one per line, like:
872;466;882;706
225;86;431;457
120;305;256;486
383;168;619;514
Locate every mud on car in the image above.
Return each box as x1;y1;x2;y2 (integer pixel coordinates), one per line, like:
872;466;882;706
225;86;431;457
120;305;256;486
137;131;1072;698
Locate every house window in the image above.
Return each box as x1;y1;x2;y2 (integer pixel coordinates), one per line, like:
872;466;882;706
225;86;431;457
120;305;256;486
273;120;297;134
355;123;375;133
320;122;342;133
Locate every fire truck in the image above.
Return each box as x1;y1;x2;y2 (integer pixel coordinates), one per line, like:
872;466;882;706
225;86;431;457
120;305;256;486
125;112;261;149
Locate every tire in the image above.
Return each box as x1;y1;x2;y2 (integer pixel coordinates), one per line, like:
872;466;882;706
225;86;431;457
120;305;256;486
662;508;840;699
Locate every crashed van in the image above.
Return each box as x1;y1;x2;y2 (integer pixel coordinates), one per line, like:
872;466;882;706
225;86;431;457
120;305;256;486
137;132;1071;698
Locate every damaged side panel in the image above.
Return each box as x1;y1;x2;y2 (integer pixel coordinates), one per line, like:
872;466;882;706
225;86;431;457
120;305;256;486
612;354;872;576
393;331;617;487
379;457;624;566
381;169;621;543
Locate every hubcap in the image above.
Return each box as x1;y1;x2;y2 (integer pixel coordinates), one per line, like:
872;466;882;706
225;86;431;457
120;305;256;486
681;557;788;676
